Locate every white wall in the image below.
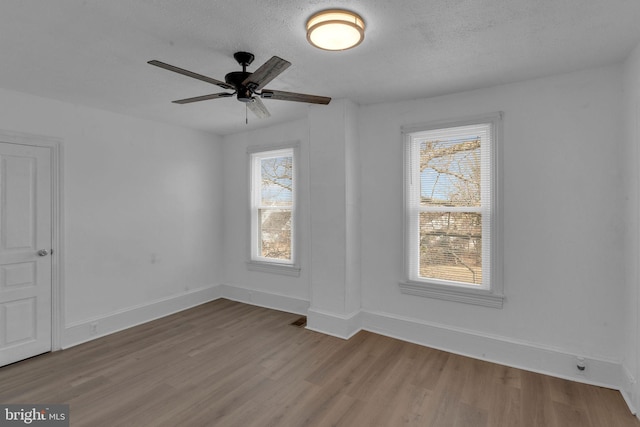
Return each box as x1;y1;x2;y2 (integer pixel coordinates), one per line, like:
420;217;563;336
221;118;311;313
307;99;362;337
0;88;224;346
359;65;626;368
623;40;640;413
0;36;633;414
1;53;633;408
217;66;630;391
218;66;629;390
220;101;363;333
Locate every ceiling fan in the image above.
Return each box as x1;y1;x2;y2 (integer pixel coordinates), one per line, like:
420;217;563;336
148;52;331;119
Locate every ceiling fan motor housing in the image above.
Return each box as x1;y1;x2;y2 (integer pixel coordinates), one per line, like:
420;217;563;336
225;71;253;102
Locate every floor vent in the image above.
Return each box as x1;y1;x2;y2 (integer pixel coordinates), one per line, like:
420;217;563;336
290;316;307;328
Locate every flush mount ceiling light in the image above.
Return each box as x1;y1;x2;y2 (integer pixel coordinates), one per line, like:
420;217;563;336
306;9;365;51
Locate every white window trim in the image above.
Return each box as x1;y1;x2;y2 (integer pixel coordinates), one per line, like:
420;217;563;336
246;142;301;276
399;113;504;308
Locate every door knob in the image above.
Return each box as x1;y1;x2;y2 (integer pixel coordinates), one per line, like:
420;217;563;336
37;249;49;256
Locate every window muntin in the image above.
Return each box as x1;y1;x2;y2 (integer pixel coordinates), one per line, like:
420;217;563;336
251;148;295;264
406;120;495;291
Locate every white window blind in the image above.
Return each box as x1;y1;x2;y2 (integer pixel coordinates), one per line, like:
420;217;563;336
402;114;503;307
250;148;295;265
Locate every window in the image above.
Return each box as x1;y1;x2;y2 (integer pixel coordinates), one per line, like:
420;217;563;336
400;113;503;307
248;145;300;275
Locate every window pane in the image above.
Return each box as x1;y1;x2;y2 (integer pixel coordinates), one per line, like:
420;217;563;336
259;209;291;260
420;137;481;207
419;212;482;285
261;156;293;206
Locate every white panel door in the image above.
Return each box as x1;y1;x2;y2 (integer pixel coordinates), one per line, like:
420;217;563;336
0;142;51;367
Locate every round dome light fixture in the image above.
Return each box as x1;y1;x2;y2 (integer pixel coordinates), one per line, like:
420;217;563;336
306;9;365;51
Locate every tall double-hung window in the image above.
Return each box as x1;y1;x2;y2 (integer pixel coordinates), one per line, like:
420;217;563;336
401;113;503;307
248;144;299;275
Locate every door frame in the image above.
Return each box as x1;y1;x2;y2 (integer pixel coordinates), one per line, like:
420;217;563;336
0;130;63;352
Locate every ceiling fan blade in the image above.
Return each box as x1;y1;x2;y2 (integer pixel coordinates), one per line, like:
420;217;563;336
148;60;235;90
261;89;331;105
242;56;291;91
172;92;234;104
247;97;271;119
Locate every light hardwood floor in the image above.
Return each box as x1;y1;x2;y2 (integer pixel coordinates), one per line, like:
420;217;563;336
0;299;638;426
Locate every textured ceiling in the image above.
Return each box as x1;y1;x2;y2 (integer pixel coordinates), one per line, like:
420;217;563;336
1;0;640;135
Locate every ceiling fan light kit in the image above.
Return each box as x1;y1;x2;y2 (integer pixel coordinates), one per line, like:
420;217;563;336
306;9;365;51
148;52;331;120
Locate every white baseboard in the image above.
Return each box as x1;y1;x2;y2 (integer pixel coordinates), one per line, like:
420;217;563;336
217;285;361;340
59;284;637;417
621;364;638;416
306;307;362;339
287;302;629;399
218;283;309;315
62;285;222;348
361;309;624;391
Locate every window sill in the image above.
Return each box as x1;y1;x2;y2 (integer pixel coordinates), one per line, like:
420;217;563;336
399;280;503;308
247;260;301;277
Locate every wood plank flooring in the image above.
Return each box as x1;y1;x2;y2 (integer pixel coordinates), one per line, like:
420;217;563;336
0;299;637;426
